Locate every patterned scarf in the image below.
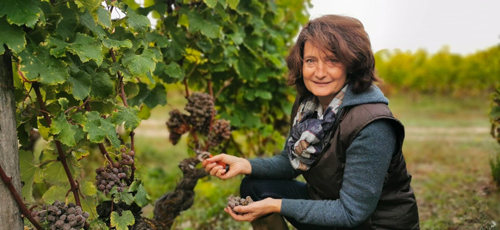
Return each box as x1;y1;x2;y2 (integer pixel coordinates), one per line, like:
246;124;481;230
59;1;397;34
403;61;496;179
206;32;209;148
287;85;347;171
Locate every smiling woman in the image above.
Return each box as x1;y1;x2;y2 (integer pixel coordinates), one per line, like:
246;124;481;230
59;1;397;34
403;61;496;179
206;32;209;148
202;14;420;230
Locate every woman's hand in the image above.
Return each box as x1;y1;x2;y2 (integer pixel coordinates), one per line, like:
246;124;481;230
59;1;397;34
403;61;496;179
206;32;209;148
224;198;282;222
201;153;251;179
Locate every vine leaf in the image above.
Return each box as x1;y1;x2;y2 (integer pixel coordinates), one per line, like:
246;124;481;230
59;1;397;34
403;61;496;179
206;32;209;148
112;106;141;131
103;38;133;49
110;210;135;230
42;185;70;205
79;10;106;38
204;0;218;8
227;0;239;9
18;45;69;85
44;161;77;185
51;113;78;146
126;8;150;32
19;150;37;202
0;18;26;54
68;71;92;100
122;49;157;76
96;7;112;29
0;0;42;28
81;181;97;196
75;0;101;12
84;111;121;148
67;33;103;65
128;83;167;109
90;71;115;99
134;184;150;207
187;10;221;38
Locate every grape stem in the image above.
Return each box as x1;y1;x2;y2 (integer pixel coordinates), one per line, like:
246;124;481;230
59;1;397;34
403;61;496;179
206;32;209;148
33;83;83;208
0;164;43;230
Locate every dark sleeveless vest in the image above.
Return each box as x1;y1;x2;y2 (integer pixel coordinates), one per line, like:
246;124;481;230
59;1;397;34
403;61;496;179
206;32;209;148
291;98;420;230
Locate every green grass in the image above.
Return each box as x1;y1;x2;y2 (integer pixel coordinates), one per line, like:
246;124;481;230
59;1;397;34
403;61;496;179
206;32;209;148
133;92;500;229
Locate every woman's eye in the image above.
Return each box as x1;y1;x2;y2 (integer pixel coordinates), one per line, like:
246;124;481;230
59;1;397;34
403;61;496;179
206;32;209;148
305;59;314;63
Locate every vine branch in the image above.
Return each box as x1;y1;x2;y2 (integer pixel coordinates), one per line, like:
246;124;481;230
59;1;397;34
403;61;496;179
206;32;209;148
33;82;82;208
0;164;43;230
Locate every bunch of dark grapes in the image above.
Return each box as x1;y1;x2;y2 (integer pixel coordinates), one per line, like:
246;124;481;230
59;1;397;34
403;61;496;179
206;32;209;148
185;92;215;133
207;119;231;147
166;109;189;145
95;151;132;194
31;200;90;230
227;195;253;214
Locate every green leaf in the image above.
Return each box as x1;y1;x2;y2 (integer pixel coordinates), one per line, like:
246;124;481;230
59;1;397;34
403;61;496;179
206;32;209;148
112;106;141;131
81;181;97;196
46;36;68;58
103;38;133;49
255;89;272;99
187;10;220;38
227;0;239;9
84;111;121;148
79;10;106;38
68;71;92;100
128;83;166;108
68;33;103;65
51;113;77;146
122;49;157;76
72;148;89;160
42;185;71;205
97;7;112;29
44;161;76;185
110;210;135;230
204;0;218;8
126;8;150;32
134;184;150;207
0;18;26;54
163;62;185;79
90;71;115;99
55;8;78;40
0;0;42;28
18;45;69;85
19;150;37;202
75;0;101;11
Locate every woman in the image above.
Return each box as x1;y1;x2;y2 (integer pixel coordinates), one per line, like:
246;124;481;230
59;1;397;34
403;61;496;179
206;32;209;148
202;14;419;230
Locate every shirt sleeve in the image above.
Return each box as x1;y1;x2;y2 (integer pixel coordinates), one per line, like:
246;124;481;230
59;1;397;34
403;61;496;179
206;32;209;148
280;119;396;227
248;150;301;179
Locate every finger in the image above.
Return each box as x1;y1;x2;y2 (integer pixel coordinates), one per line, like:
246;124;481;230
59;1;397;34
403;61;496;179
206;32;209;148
206;153;226;163
226;206;248;221
204;162;216;173
209;165;223;176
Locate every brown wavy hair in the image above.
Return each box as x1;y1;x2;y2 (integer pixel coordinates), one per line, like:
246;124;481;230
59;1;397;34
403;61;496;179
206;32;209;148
286;15;380;96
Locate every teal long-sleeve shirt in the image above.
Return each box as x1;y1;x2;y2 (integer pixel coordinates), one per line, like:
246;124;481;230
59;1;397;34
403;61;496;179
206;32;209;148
248;119;396;227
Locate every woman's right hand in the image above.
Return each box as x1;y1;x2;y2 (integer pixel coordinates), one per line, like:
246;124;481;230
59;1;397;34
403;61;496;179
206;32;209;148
201;154;251;179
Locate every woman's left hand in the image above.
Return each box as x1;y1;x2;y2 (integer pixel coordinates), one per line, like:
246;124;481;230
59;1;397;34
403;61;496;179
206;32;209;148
224;198;282;222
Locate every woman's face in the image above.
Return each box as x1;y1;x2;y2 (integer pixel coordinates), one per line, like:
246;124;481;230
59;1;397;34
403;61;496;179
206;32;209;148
302;41;347;108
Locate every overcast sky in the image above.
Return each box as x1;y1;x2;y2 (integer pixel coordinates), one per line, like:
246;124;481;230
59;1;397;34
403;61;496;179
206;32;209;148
308;0;500;55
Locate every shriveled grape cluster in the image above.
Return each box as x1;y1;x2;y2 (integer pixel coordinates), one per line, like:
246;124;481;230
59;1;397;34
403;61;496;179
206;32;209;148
166;109;189;145
227;195;253;214
185;92;215;133
95;149;133;194
31;200;90;230
207;119;231;147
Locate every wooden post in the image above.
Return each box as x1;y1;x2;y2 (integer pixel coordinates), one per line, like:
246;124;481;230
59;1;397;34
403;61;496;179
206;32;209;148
0;47;24;229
